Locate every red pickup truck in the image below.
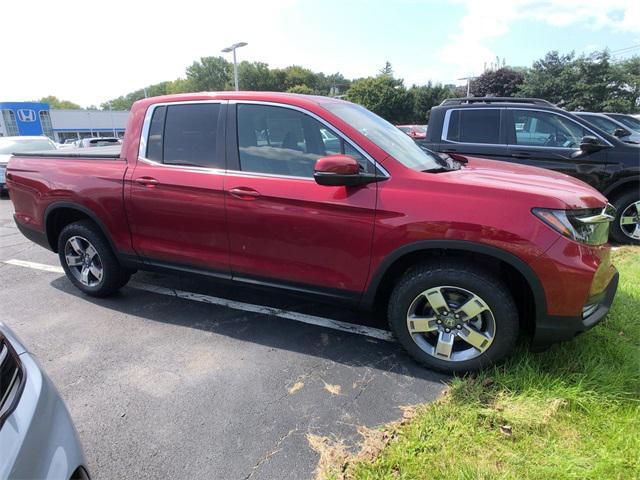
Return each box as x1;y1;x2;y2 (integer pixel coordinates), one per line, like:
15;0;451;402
7;92;618;372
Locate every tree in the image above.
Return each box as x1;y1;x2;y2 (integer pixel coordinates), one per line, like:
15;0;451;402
379;61;393;76
409;82;454;123
470;67;524;97
282;65;318;91
518;50;640;112
38;96;80;109
186;56;232;91
286;85;315;95
238;61;278;91
346;72;413;123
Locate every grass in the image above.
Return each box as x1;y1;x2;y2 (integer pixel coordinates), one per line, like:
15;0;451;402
330;247;640;480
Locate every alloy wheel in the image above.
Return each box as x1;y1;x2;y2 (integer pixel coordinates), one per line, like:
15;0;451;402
619;200;640;240
406;285;496;362
64;236;104;287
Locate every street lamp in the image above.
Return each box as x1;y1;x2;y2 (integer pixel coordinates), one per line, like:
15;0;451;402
457;76;477;97
221;42;248;91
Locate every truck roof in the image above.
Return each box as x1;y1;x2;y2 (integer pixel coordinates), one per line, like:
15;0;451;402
131;91;348;112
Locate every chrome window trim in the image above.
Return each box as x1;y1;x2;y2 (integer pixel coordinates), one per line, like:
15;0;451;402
228;99;390;178
440;107;613;148
137;98;390;179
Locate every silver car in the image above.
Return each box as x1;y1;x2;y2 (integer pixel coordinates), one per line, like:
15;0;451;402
0;323;89;479
0;136;58;195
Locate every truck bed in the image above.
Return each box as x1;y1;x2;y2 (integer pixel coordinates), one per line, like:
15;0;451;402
12;145;122;159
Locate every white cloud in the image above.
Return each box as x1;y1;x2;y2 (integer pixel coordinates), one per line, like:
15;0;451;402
438;0;640;84
0;0;298;107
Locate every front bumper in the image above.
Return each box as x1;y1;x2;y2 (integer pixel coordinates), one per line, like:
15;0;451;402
531;270;619;351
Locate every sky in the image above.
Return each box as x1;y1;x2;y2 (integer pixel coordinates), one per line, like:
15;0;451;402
2;0;639;107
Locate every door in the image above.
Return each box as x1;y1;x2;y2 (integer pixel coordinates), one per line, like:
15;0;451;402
439;108;511;161
224;102;377;294
505;109;609;188
126;102;229;273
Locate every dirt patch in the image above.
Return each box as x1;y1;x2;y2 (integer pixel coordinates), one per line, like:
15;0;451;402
307;405;420;479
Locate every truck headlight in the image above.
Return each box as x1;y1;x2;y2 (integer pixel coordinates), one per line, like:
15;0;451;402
533;204;615;245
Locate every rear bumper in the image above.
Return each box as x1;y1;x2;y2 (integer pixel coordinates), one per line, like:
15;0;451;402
531;270;619;351
14;215;52;251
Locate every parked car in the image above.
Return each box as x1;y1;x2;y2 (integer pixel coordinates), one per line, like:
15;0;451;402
0;323;89;479
602;113;640;133
77;137;121;148
6;92;618;372
420;97;640;244
397;124;427;140
573;112;640;144
0;136;57;195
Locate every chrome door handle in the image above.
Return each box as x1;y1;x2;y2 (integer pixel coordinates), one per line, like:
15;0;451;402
229;187;261;200
135;177;159;187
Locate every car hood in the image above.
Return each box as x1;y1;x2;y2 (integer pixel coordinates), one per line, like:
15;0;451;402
0;154;10;166
448;156;607;210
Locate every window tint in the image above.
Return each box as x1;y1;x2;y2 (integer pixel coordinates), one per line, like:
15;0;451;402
511;110;586;148
579;115;618;135
608;113;640;130
146;106;166;162
237;104;371;177
153;103;221;168
446;109;500;144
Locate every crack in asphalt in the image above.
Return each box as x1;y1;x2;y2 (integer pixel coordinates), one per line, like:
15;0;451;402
243;428;299;480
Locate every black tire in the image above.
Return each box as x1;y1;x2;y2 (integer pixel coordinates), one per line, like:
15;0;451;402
57;220;131;297
609;189;640;245
388;260;519;373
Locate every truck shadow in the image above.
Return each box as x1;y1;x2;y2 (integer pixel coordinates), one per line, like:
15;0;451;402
49;272;449;384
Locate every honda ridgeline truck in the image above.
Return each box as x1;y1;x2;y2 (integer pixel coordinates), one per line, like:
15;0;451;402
6;92;619;372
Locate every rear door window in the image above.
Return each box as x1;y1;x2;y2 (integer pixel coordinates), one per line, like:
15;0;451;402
445;109;500;144
145;103;222;168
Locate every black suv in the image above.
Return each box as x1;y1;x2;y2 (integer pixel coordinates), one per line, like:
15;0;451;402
421;98;640;244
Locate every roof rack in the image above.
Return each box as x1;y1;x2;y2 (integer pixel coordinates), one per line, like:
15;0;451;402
440;97;554;106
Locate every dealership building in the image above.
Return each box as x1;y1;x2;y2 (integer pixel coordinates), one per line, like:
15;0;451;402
0;101;128;143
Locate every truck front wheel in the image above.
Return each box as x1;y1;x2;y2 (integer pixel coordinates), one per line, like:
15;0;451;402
388;260;519;373
57;220;131;297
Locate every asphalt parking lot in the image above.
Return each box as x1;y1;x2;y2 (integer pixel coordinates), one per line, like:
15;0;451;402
0;197;446;479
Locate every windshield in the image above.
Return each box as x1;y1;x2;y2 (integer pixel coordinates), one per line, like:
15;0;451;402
321;101;442;171
607;114;640;131
0;138;56;154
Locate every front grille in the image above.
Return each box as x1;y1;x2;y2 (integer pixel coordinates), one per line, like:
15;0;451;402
0;335;25;428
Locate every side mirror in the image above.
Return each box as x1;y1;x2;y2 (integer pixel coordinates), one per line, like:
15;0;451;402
313;155;379;187
613;128;630;138
572;135;606;158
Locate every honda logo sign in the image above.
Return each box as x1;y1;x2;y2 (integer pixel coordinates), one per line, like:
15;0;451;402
17;109;37;122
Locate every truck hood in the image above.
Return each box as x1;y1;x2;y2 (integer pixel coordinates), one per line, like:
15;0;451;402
449;156;607;210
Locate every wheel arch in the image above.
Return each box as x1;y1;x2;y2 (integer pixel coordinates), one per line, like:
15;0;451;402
44;202;117;254
603;177;640;200
362;240;547;332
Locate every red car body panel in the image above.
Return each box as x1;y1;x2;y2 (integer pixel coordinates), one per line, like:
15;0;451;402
6;91;617;345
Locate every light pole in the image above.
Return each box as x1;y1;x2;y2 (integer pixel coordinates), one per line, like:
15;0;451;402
221;42;248;91
457;76;477;97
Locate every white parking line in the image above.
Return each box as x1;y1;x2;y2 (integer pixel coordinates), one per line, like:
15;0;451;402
3;259;395;342
5;259;65;273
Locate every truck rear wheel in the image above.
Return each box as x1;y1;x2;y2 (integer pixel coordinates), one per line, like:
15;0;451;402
57;221;131;297
388;260;519;373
